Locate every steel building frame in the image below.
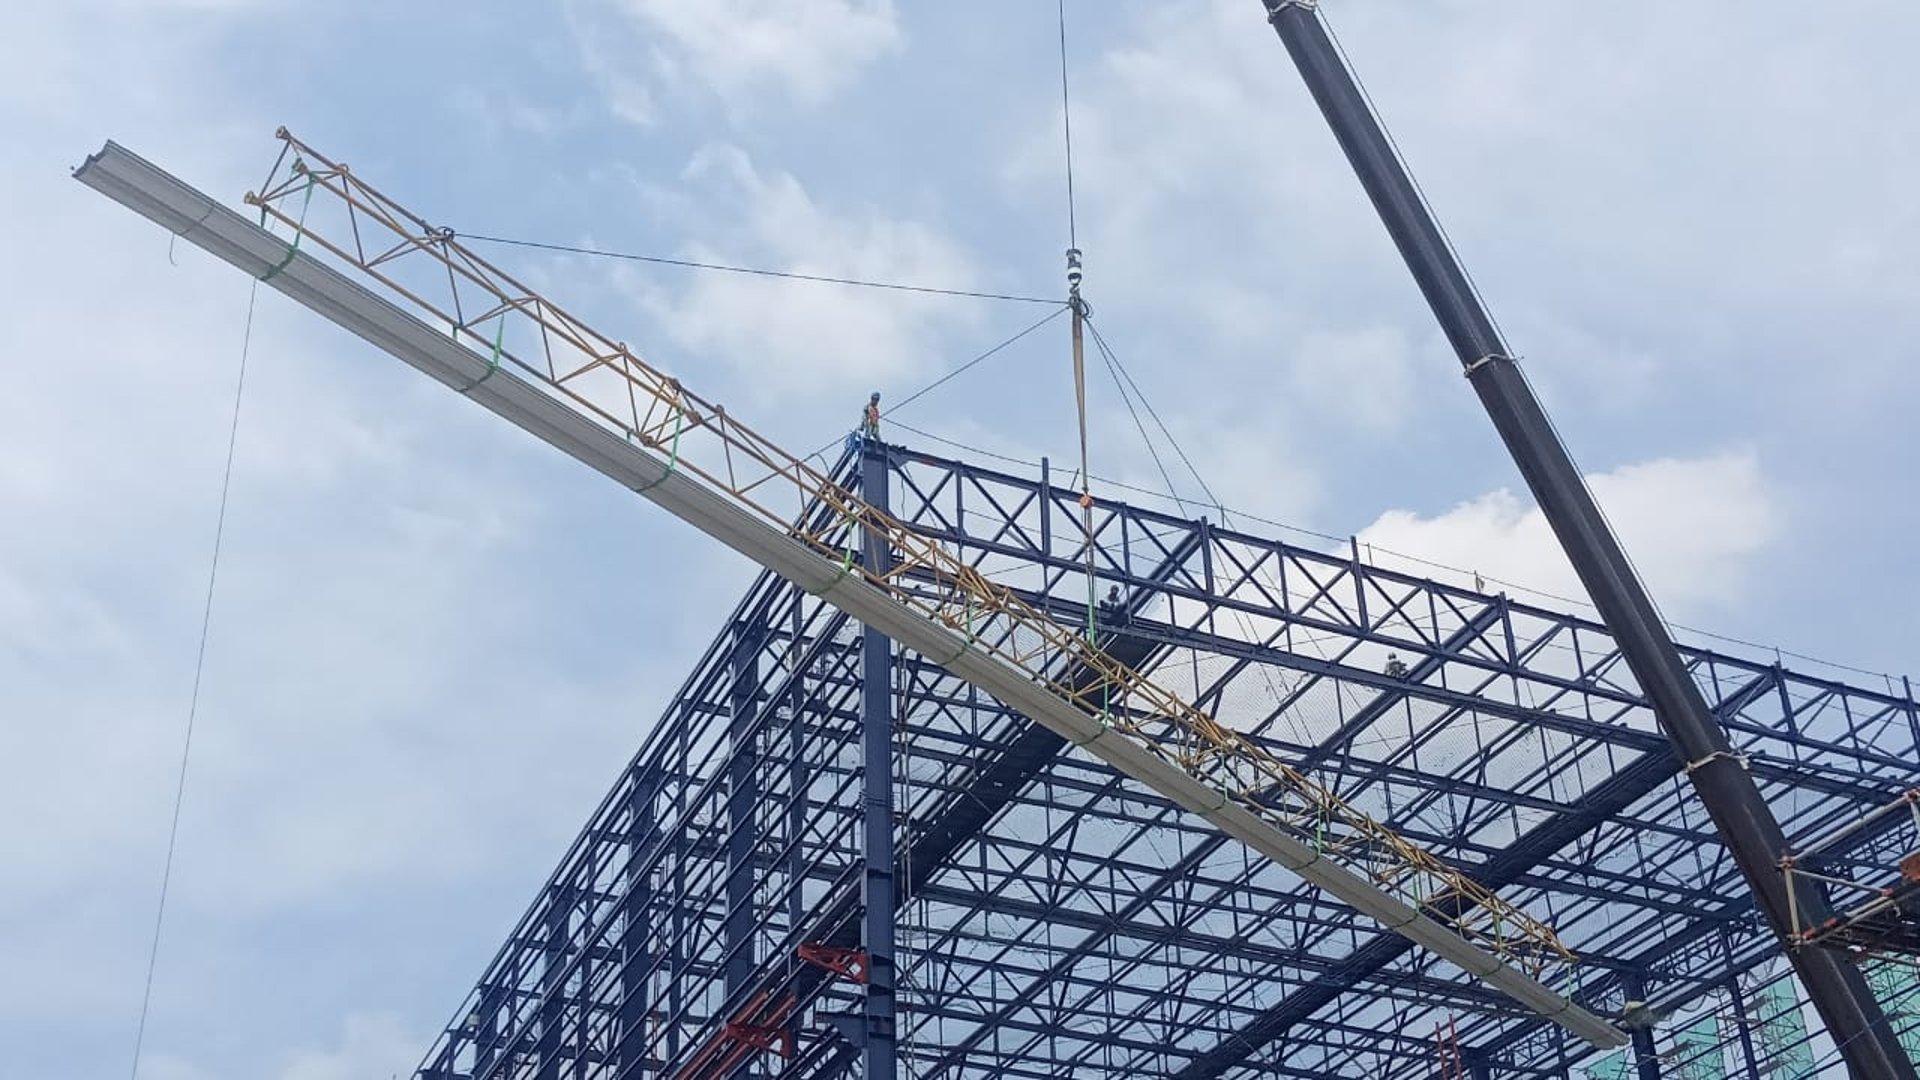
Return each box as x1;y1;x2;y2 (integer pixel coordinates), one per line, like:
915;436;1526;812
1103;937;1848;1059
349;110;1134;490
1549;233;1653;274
410;440;1918;1080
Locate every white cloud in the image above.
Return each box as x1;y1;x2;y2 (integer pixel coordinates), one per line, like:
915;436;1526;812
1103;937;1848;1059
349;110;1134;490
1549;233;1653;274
1288;326;1415;434
1001;0;1377;342
627;143;983;405
275;1012;422;1080
139;1056;220;1080
1357;450;1779;619
446;85;591;144
988;0;1917;674
570;0;900;122
0;285;682;915
1102;412;1325;531
1000;0;1920;445
132;1011;430;1080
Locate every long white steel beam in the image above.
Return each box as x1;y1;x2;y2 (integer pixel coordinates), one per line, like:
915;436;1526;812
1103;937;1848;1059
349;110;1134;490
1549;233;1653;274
75;140;1626;1051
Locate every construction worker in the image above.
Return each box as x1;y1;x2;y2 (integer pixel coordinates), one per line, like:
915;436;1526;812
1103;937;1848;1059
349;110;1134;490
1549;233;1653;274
1098;584;1124;626
862;392;882;440
1384;653;1409;679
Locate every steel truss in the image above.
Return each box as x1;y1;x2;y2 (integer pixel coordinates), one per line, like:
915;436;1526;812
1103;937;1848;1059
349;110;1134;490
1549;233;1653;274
413;443;1919;1080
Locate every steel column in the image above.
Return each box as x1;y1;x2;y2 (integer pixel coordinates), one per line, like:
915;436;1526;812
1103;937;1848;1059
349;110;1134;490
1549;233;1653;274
1726;975;1764;1080
668;744;689;1067
726;619;762;1012
473;981;507;1079
859;439;900;1080
1622;972;1662;1080
788;599;810;934
537;883;569;1080
1904;677;1920;763
1257;5;1915;1077
618;764;662;1076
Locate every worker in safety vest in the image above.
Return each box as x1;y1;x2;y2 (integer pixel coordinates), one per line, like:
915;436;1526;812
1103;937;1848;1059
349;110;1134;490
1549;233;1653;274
862;392;882;440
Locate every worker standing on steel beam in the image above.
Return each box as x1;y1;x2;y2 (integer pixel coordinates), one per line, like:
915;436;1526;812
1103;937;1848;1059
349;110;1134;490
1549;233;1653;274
846;391;883;455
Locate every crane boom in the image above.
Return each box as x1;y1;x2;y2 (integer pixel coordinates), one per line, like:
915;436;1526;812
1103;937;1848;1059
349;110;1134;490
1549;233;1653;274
1256;4;1916;1078
75;132;1627;1050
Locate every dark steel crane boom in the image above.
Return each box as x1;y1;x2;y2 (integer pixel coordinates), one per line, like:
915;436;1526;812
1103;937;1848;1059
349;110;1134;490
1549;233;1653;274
1256;3;1917;1078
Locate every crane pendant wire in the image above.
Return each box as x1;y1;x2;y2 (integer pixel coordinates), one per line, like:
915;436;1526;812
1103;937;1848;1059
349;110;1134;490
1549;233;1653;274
129;277;257;1080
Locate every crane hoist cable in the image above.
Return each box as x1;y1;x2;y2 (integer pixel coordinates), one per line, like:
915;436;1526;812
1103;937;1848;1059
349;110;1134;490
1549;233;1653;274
1059;0;1097;663
1057;0;1079;250
1065;247;1115;730
1066;249;1098;654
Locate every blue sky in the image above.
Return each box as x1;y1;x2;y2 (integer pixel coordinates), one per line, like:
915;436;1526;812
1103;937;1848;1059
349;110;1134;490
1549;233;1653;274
2;2;1916;1078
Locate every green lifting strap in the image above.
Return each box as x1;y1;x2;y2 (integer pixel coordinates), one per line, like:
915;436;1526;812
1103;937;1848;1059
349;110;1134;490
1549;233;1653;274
810;508;860;594
633;402;685;494
1085;581;1111;725
800;502;863;598
457;317;506;394
259;166;316;283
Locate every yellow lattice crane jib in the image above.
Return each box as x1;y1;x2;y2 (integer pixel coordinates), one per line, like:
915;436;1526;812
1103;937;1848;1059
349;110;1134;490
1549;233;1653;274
76;129;1629;1049
244;123;1573;983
